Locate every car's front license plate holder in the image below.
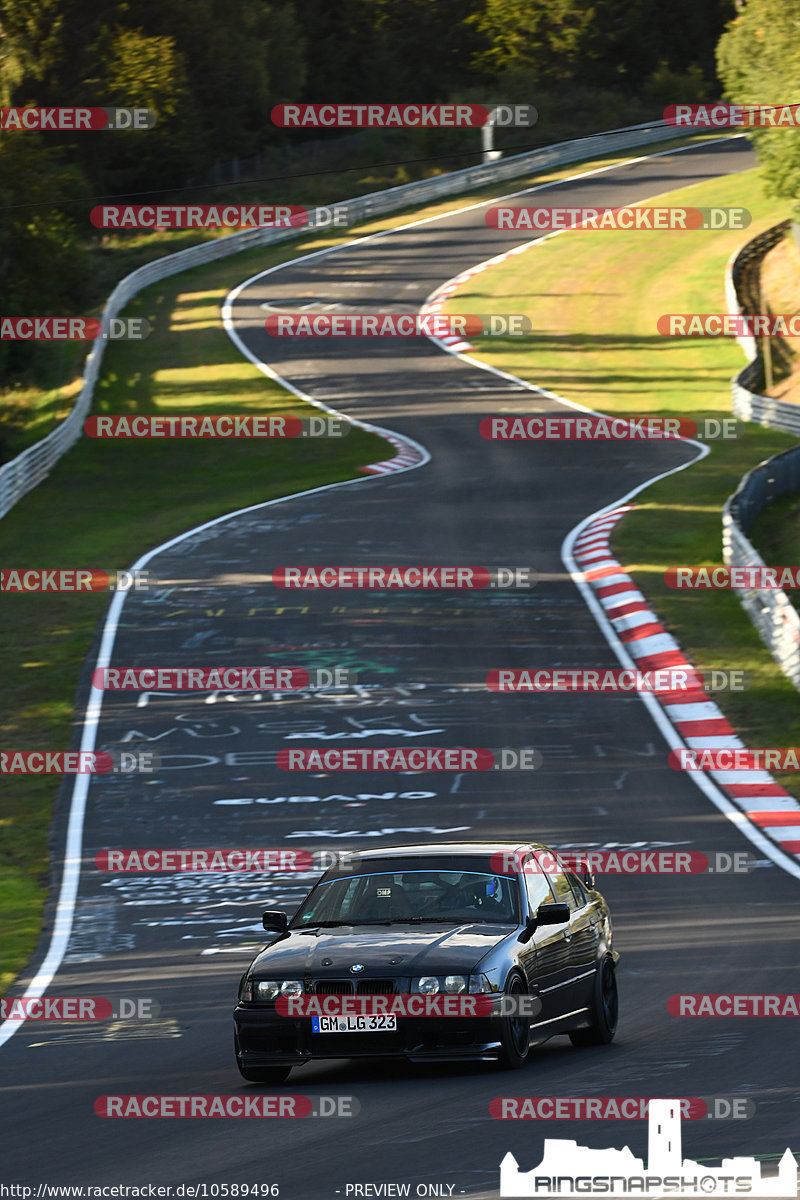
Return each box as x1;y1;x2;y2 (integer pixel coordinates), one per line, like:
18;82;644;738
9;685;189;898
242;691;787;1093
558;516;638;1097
311;1014;397;1033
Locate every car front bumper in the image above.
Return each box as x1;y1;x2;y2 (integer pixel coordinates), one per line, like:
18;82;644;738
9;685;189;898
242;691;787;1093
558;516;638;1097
234;1004;504;1064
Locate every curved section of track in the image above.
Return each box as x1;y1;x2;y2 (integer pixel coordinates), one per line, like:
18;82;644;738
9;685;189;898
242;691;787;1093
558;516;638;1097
2;138;797;1200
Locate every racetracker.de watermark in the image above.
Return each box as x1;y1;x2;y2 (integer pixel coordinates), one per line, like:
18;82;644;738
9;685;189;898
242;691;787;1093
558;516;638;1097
1;317;150;340
263;314;531;337
669;748;800;771
490;1096;755;1120
90;205;308;229
273;995;541;1018
94;1095;358;1118
271;566;537;588
95;848;370;873
270;103;537;127
669;994;800;1016
1;106;156;130
82;415;347;438
486;668;750;693
480;416;740;440
665;566;800;588
275;747;543;771
488;850;758;875
1;750;159;774
1;569;149;592
485;206;750;231
664;103;800;127
0;996;159;1020
90;667;355;690
658;314;800;336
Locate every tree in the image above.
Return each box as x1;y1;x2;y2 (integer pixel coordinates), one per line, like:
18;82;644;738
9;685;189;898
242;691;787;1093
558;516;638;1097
717;0;800;218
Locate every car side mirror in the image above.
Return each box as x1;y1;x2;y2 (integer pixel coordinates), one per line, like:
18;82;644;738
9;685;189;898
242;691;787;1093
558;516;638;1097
262;909;289;933
583;870;597;889
536;902;570;925
518;901;570;942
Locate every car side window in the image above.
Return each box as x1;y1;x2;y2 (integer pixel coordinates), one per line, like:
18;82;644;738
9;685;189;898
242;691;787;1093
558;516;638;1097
549;870;580;911
567;872;587;908
524;857;557;915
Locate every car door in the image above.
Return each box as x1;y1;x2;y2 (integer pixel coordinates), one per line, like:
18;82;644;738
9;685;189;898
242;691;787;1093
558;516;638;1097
545;867;601;1018
563;872;602;1015
521;854;575;1030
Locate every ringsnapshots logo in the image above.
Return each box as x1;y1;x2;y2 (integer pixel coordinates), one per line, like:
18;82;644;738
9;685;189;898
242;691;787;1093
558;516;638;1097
485;206;750;232
0;107;156;131
499;1099;797;1197
271;103;537;128
264;314;531;337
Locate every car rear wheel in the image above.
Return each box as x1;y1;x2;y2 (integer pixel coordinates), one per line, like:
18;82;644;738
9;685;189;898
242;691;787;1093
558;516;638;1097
496;973;530;1069
569;955;618;1046
235;1033;293;1084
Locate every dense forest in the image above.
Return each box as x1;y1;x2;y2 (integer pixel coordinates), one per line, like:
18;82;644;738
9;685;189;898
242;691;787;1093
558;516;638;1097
2;0;796;390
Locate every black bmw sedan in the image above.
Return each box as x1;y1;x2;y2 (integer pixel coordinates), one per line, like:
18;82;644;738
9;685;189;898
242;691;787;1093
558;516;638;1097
233;841;619;1083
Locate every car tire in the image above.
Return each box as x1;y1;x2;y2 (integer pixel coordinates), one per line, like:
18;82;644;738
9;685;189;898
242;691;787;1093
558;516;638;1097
496;972;530;1069
235;1033;293;1084
569;954;618;1046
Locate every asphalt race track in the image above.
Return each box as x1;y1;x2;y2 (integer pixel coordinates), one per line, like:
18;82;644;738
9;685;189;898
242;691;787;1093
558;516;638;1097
3;137;798;1199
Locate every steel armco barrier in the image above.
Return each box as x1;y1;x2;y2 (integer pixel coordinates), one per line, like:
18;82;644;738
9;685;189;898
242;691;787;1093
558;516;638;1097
725;218;799;433
723;218;800;688
723;447;800;688
0;119;687;520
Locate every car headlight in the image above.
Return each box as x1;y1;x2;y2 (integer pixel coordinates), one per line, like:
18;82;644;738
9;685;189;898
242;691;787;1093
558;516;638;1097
412;976;440;994
254;979;303;1000
411;974;482;995
444;975;467;993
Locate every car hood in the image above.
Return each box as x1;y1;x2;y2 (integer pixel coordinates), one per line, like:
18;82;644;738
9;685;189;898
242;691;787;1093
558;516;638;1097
250;924;514;977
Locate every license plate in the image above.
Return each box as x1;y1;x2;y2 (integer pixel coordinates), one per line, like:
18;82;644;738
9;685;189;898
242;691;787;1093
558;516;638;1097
311;1014;397;1033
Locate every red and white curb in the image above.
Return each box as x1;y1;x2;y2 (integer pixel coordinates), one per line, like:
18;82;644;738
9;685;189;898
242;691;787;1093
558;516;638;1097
361;431;427;475
421;243;532;356
574;506;800;861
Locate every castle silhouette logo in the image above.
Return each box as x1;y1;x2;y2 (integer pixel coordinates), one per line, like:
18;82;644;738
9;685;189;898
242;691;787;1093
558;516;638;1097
500;1099;797;1197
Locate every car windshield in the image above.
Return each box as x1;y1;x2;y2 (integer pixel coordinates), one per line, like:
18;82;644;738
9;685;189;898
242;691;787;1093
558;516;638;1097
292;866;520;927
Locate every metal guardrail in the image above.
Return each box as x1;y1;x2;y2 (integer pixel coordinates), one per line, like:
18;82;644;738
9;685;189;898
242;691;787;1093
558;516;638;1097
0;118;685;521
726;219;798;432
723;448;800;687
722;219;800;688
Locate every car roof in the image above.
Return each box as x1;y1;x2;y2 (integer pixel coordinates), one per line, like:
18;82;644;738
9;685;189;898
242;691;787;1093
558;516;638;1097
340;841;550;861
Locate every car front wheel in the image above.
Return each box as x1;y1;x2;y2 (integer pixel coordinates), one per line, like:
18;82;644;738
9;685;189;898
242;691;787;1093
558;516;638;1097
569;955;618;1046
496;973;530;1069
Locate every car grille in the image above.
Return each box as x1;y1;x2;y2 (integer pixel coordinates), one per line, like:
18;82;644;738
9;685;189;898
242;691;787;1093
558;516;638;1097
311;979;396;995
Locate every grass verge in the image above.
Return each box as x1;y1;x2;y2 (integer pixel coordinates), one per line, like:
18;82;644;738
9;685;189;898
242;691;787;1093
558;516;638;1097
440;166;800;792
